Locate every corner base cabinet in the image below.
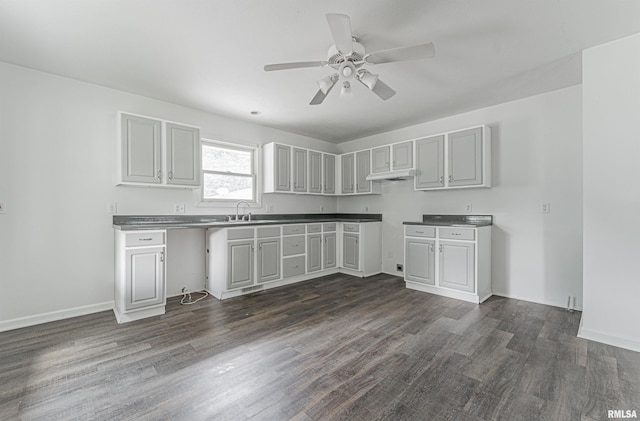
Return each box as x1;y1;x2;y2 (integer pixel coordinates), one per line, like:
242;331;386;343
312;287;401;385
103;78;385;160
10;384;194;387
404;224;491;303
114;230;167;323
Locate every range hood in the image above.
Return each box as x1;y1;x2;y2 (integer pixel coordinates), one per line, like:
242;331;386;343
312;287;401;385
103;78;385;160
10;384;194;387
365;169;416;181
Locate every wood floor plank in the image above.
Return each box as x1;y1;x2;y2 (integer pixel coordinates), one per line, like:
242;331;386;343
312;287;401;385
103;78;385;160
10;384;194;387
1;273;639;420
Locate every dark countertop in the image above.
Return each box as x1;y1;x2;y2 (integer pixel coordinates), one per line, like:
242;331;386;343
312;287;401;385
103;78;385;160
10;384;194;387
114;213;382;230
404;214;493;227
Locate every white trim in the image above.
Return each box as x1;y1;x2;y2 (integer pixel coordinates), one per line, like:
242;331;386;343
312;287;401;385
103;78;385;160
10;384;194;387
491;292;583;312
0;301;114;333
578;318;640;353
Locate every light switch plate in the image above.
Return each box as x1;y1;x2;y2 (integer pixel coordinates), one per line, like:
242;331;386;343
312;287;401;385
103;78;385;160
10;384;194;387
542;203;551;213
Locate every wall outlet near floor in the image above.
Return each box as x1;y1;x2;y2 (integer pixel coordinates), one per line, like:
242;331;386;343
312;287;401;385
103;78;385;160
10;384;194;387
396;263;403;272
542;203;551;214
0;202;6;214
465;203;473;213
173;203;185;214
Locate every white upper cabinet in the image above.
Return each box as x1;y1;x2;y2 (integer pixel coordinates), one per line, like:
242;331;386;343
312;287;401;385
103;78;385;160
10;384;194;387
356;150;371;193
120;113;162;184
415;125;491;191
263;143;291;193
117;112;201;188
392;141;413;170
166;122;200;186
308;150;322;194
372;145;391;173
323;154;336;194
341;153;355;194
415;135;445;189
292;148;308;192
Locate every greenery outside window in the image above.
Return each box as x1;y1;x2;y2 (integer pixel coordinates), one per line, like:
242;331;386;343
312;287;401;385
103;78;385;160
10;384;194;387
201;140;258;203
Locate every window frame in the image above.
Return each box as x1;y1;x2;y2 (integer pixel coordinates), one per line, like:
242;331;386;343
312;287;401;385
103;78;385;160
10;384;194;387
199;139;260;206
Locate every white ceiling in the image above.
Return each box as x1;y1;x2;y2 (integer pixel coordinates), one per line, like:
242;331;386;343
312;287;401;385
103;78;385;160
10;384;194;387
2;1;640;143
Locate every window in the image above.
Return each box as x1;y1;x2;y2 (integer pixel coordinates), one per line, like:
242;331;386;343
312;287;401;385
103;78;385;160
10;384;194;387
201;140;258;203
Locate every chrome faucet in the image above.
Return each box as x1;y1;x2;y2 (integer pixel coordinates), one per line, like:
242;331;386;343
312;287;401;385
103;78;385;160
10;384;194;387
235;200;250;221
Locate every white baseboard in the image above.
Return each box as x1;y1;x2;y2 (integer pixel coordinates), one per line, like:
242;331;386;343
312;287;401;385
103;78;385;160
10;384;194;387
0;301;114;333
491;291;583;312
578;318;640;353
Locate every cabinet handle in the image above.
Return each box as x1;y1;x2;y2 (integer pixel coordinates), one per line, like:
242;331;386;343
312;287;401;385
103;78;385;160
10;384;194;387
292;265;298;268
160;252;164;262
139;238;153;241
439;176;444;183
448;175;452;183
386;162;390;167
259;243;262;249
430;244;434;252
156;171;162;180
439;244;443;252
168;171;173;180
415;230;424;234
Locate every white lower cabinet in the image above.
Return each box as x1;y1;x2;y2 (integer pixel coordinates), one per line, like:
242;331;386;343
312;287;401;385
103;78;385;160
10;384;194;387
404;224;491;303
114;230;166;323
206;221;382;299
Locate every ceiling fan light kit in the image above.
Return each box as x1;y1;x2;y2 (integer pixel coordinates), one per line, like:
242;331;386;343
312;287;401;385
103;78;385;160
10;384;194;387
263;13;435;105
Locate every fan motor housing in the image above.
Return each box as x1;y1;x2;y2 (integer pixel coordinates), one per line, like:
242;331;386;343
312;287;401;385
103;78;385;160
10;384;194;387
327;41;366;68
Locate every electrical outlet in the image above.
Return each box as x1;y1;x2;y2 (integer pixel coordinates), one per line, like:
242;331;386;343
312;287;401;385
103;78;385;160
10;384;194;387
542;203;551;214
0;202;6;214
465;204;473;213
173;203;185;214
365;206;369;212
267;204;274;213
107;202;117;214
320;205;324;212
396;264;404;272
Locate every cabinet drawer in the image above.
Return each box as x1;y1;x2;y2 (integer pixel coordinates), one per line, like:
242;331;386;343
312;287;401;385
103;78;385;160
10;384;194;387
405;225;435;238
283;225;305;235
307;224;321;233
283;235;305;256
343;223;360;233
227;228;255;240
283;256;305;278
323;223;336;232
257;226;280;238
125;231;165;247
439;227;475;241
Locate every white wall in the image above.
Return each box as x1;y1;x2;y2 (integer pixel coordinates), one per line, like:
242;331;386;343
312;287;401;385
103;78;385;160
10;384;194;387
581;33;640;351
0;62;337;326
336;85;583;310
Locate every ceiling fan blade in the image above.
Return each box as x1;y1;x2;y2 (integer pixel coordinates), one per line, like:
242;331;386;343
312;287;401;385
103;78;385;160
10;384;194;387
264;61;327;72
365;42;435;65
371;79;396;100
326;13;353;55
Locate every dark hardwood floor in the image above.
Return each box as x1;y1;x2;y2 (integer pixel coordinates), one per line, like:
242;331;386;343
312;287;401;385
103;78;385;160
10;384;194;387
1;273;639;420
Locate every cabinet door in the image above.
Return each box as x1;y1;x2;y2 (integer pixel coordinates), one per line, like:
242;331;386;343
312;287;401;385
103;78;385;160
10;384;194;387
448;127;483;187
307;234;322;272
124;246;165;310
356;150;371;193
343;233;360;270
166;123;200;186
341;153;354;194
323;232;337;269
392;141;413;170
405;238;435;285
308;151;322;194
257;238;280;283
293;148;307;192
439;241;475;292
323;154;336;194
372;146;390;173
274;144;291;191
121;113;162;184
227;240;254;289
415;135;445;189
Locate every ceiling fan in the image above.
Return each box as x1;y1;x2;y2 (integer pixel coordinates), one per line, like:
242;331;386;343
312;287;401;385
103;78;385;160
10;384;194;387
264;13;435;105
